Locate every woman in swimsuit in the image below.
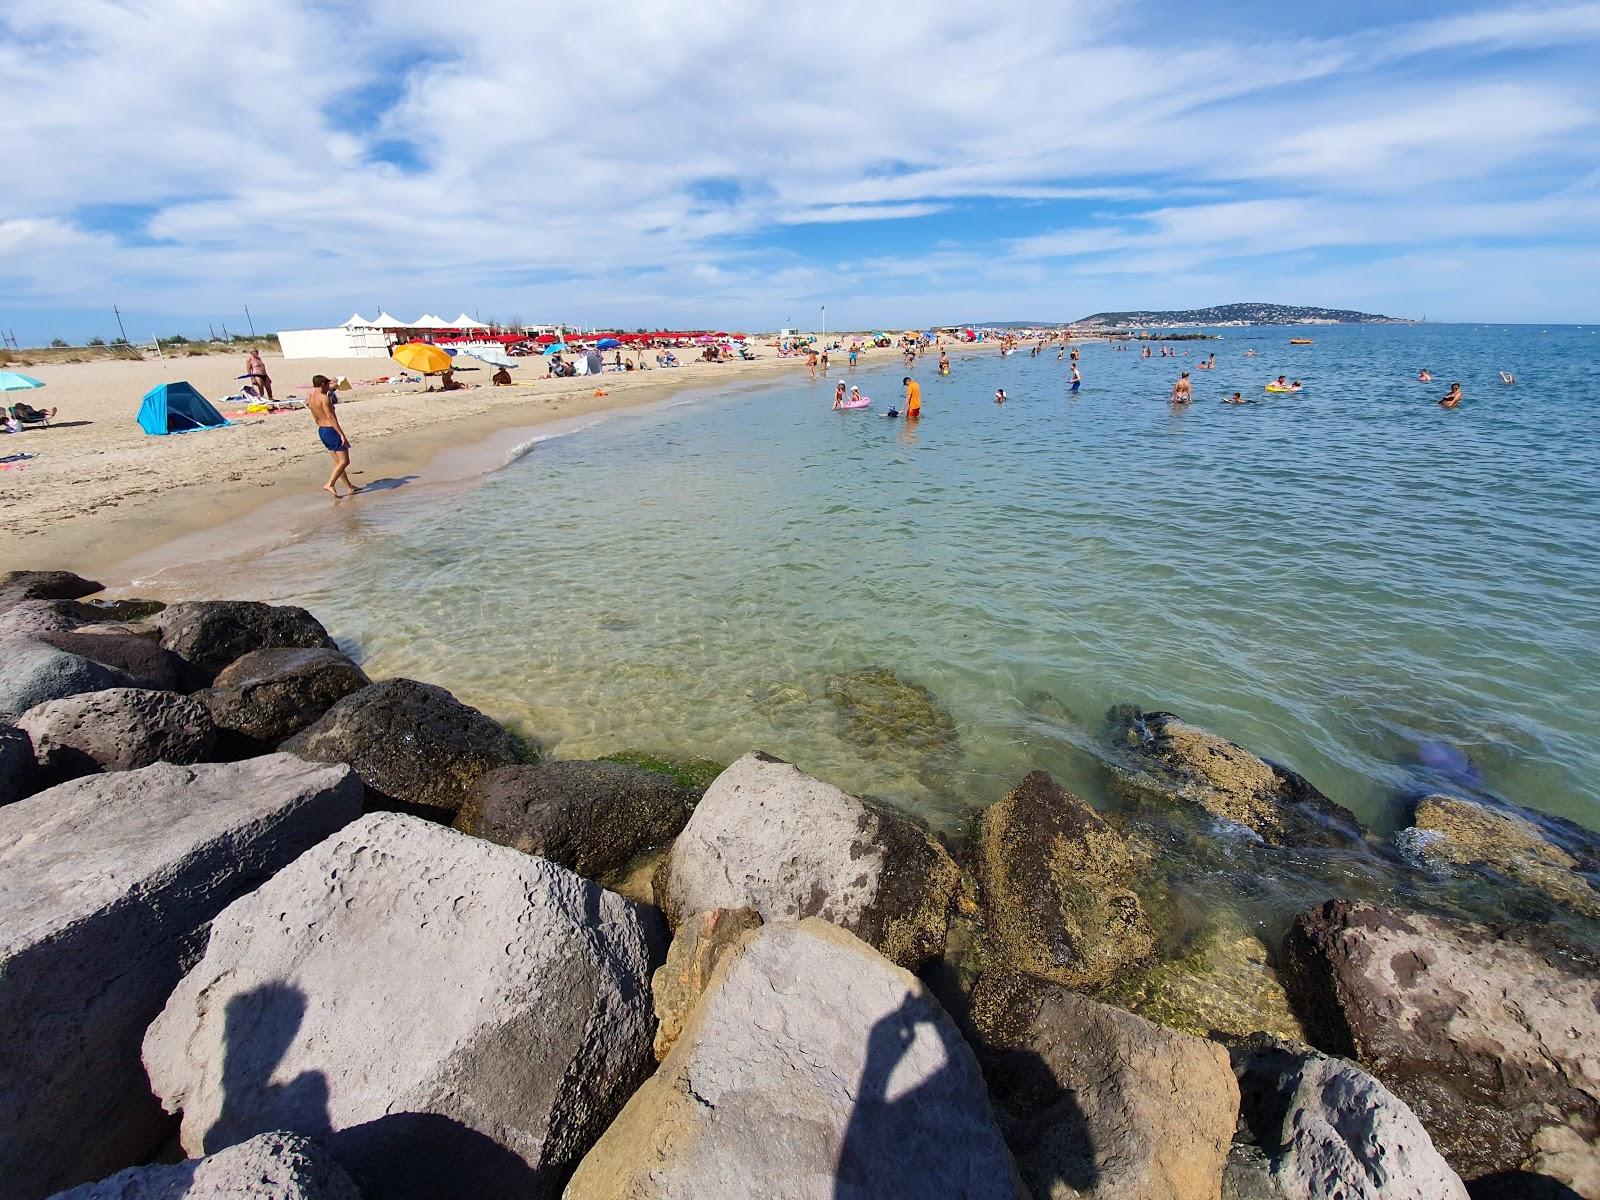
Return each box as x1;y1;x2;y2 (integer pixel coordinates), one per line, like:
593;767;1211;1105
833;382;847;410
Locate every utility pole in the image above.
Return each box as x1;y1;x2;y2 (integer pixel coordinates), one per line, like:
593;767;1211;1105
243;303;256;337
821;304;826;341
113;306;129;344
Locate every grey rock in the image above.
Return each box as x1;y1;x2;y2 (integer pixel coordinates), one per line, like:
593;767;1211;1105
455;759;693;880
1279;900;1600;1186
970;969;1239;1200
564;918;1028;1200
0;570;102;603
16;688;216;785
0;599;101;638
1231;1038;1468;1200
0;755;362;1200
280;678;523;817
200;647;370;747
658;751;960;969
0;724;34;807
154;600;335;683
0;637;137;720
45;1131;361;1200
1108;706;1361;848
36;632;185;691
143;812;662;1200
974;770;1155;990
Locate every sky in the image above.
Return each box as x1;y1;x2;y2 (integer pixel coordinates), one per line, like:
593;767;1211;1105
3;0;1599;343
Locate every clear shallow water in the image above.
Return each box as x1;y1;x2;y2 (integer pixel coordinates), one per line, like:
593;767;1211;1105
185;324;1599;855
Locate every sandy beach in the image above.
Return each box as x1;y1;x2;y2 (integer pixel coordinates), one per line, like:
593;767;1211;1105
0;343;866;578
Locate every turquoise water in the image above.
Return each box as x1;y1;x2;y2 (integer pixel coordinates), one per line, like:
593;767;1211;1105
199;324;1600;850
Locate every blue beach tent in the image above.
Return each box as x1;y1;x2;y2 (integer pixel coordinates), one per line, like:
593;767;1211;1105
136;382;229;435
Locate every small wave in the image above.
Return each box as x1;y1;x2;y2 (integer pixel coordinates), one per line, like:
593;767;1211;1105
504;418;607;463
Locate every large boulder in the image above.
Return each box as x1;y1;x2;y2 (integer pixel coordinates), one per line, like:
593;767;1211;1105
0;724;34;807
36;631;185;691
46;1131;360;1200
16;688;216;785
153;600;336;683
1403;792;1600;919
974;770;1155;990
280;678;524;817
1279;900;1600;1189
1231;1037;1468;1200
143;813;662;1200
0;599;100;639
455;759;694;880
564;918;1028;1200
658;752;960;969
1108;707;1361;848
0;570;101;612
650;906;762;1060
199;647;371;748
0;755;361;1200
970;969;1238;1200
0;638;137;720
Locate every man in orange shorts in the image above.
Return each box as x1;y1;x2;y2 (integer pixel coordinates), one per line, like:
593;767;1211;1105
902;375;922;419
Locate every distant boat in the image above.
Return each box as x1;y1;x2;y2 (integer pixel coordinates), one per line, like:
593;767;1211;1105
1289;337;1314;345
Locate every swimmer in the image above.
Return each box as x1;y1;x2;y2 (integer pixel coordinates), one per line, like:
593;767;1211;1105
1170;371;1192;404
995;388;1007;404
1499;371;1515;384
832;381;847;410
1244;349;1258;357
1290;380;1303;392
1070;363;1081;393
1224;391;1248;404
1439;382;1463;408
1418;369;1433;382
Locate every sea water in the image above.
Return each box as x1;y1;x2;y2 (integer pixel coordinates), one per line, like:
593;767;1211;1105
187;324;1599;862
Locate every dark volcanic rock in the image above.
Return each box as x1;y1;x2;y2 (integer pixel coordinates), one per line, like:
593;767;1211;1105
37;631;185;691
16;688;216;784
455;759;694;880
0;724;35;807
1279;900;1600;1189
974;769;1155;990
0;599;102;639
200;647;371;748
1108;706;1362;848
969;968;1238;1200
153;600;336;684
0;570;102;608
0;638;137;720
280;678;523;818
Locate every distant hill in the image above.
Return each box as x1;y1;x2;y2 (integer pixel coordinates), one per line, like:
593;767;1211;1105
1071;302;1407;329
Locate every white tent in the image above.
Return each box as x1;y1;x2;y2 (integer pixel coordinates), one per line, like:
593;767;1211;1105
371;312;409;329
411;313;450;328
452;313;490;329
340;313;373;328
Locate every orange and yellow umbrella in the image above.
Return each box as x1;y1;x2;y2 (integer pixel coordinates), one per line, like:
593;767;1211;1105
391;342;452;374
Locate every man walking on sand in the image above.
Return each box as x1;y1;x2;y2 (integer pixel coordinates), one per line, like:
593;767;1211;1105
308;375;360;497
244;347;273;400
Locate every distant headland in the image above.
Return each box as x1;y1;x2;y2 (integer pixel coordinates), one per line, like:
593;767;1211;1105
1070;302;1411;329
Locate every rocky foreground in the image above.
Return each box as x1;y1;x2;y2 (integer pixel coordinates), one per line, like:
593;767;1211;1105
1;569;1596;1200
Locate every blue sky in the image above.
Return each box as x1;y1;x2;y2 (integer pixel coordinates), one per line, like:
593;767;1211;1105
3;0;1599;343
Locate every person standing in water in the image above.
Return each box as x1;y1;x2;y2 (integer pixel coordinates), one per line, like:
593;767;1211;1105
307;375;360;498
903;375;922;419
938;350;950;375
994;388;1007;404
1170;372;1192;405
848;345;859;370
1070;363;1081;393
1439;382;1463;408
833;381;847;409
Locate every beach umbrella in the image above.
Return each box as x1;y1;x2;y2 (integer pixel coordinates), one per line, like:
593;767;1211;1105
544;343;569;355
391;342;452;374
596;337;621;350
0;372;46;391
468;346;517;369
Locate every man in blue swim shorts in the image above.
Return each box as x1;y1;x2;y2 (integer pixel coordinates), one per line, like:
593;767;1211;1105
308;375;361;497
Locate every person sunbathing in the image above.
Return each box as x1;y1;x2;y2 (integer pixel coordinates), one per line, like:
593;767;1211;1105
8;402;55;425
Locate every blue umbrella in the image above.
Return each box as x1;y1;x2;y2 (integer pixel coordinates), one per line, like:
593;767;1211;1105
544;343;568;355
596;337;621;350
0;372;46;391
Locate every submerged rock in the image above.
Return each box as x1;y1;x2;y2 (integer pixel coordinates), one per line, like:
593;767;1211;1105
565;919;1028;1200
1402;792;1600;919
153;599;336;683
1108;706;1362;848
823;666;960;755
280;678;524;818
597;750;727;794
0;755;361;1200
650;906;763;1060
47;1131;361;1200
17;688;216;784
0;637;137;720
1231;1036;1469;1200
970;969;1239;1200
974;770;1155;990
143;812;662;1200
1279;899;1600;1189
658;752;960;970
455;759;695;880
200;647;371;747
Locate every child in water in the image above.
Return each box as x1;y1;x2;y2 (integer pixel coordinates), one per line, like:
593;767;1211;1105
994;388;1007;404
832;382;847;410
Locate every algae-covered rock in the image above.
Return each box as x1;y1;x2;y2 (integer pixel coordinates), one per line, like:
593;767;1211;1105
597;750;727;794
1403;792;1600;920
974;770;1155;990
1108;706;1362;848
824;666;960;755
